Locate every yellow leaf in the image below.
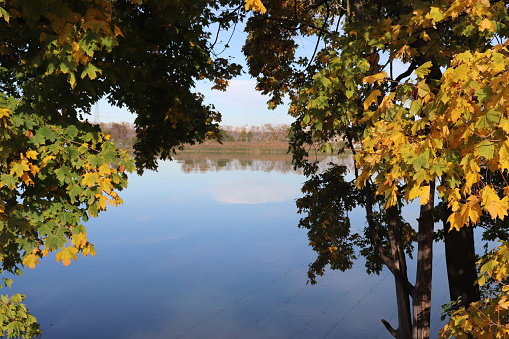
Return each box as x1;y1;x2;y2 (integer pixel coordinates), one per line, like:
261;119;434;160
395;44;411;60
479;18;495;32
499;297;509;309
95;193;108;210
364;90;381;110
419;185;431;205
22;253;40;269
10;159;30;177
407;184;430;205
499;118;509;134
72;232;88;248
500;140;509;170
362;71;388;84
244;0;266;14
83;243;96;257
464;171;481;192
461;196;482;225
420;30;431;41
446;210;463;231
417;81;431;98
41;155;55;167
82;172;100;187
481;186;509;220
55;247;78;266
68;72;76;89
98;164;111;176
0;107;9;118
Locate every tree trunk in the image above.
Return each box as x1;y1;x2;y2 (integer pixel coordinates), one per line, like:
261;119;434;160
443;205;480;307
412;180;435;339
385;206;412;338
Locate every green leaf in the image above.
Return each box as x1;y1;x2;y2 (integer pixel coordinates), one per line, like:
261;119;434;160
0;174;17;189
88;155;104;168
414;61;432;78
0;7;10;22
80;63;102;80
10;161;29;177
428;7;444;23
45;234;66;251
409;100;423;116
37;125;57;142
474;140;495;159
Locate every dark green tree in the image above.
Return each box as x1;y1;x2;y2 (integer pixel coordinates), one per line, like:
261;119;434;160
0;0;244;336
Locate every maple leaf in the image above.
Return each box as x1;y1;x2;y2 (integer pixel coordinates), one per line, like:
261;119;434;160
244;0;266;14
55;247;79;266
363;90;381;110
414;61;433;78
479;18;495;32
22;254;40;269
82;172;100;187
72;232;88;248
25;150;38;159
80;63;102;80
9;160;30;177
481;186;509;220
474;140;495;159
83;243;96;257
363;71;388;84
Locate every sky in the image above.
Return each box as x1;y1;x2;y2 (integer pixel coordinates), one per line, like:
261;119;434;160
95;21;297;127
95;17;323;127
95;78;294;127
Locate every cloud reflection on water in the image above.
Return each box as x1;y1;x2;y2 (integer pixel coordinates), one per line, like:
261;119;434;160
174;153;356;204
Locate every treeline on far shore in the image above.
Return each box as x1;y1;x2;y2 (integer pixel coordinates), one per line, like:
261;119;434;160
100;122;346;155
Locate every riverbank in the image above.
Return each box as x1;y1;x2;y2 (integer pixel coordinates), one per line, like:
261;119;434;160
179;140;348;155
180;141;290;154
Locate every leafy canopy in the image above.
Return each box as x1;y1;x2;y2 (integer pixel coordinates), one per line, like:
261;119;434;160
0;0;247;337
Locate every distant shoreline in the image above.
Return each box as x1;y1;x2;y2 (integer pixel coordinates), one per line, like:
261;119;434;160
180;141;290;154
179;140;348;155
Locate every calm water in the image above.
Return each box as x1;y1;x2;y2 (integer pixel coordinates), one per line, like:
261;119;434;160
9;154;449;338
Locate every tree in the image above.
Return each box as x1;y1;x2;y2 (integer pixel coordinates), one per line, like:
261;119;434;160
244;0;509;337
440;241;509;338
238;129;254;142
219;128;236;142
100;122;137;149
0;0;244;337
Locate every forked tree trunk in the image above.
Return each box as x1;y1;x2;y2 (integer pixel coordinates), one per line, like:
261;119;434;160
412;180;435;339
443;205;480;307
386;206;412;338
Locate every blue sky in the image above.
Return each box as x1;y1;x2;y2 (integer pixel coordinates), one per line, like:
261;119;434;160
95;19;323;127
96;23;295;127
96;78;294;127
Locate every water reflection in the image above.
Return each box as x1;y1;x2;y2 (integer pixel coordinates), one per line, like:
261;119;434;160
174;153;355;174
5;155;448;339
209;178;297;204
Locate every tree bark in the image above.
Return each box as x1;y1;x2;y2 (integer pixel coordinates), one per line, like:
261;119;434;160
412;180;435;339
443;205;480;307
385;205;412;338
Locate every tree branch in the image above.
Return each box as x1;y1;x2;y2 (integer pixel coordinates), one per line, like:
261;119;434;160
363;183;415;295
381;319;398;338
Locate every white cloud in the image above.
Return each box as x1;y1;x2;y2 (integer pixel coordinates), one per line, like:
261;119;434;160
196;79;293;126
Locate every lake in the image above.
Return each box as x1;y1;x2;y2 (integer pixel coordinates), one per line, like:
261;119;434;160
8;154;450;338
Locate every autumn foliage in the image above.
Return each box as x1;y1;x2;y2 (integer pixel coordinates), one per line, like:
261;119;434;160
244;0;509;337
